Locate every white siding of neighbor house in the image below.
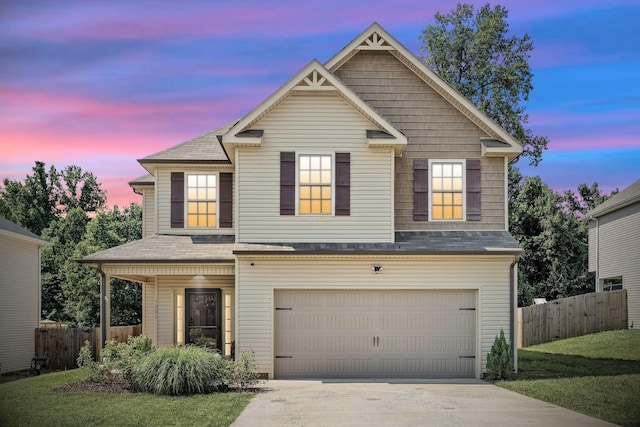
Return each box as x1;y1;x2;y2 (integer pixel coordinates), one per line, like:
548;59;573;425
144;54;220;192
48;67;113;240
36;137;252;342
156;165;235;235
236;91;394;243
235;255;514;379
589;202;640;328
0;233;42;372
141;275;235;351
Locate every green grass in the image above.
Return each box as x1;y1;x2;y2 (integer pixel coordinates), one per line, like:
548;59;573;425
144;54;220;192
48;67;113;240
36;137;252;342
526;329;640;361
0;369;253;427
497;330;640;427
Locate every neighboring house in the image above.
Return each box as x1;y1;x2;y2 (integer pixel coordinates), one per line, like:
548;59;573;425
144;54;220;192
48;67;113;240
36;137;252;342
586;178;640;329
0;216;47;373
81;23;523;379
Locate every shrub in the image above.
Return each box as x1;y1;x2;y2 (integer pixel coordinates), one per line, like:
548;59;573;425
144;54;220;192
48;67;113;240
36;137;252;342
485;329;514;381
228;350;261;391
134;346;229;395
102;335;154;385
77;340;109;382
77;335;154;385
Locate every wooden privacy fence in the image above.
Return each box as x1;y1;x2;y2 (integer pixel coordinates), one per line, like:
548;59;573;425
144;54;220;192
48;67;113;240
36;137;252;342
518;290;627;348
34;324;142;370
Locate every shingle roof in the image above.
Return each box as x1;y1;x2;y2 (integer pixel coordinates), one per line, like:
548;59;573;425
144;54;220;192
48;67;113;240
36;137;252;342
0;216;47;244
586;179;640;218
80;234;236;263
80;231;521;264
234;231;523;255
139;122;235;164
128;174;155;186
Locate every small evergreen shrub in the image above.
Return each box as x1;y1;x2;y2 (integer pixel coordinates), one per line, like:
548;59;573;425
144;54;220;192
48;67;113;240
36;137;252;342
134;345;228;395
485;329;514;381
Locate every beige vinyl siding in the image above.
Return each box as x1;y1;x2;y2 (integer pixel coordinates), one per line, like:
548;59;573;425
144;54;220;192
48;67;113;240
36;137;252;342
142;278;158;345
156;166;235;235
592;202;640;328
144;275;235;347
237;91;394;243
333;50;506;231
0;233;41;372
236;255;514;378
141;187;156;237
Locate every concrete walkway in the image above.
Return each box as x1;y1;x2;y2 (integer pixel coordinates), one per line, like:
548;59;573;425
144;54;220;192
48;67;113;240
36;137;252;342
232;379;617;427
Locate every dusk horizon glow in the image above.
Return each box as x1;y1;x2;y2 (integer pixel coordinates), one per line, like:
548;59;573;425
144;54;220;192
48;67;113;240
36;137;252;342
2;1;638;209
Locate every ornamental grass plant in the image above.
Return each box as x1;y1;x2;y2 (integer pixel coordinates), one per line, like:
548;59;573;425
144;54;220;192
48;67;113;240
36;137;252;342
133;345;229;395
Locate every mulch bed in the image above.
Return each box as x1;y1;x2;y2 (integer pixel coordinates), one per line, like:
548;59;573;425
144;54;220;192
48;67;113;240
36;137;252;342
54;377;133;394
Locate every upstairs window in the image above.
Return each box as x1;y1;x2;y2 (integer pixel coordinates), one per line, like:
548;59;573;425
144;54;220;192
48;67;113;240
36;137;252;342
299;155;332;215
187;174;217;227
431;161;464;221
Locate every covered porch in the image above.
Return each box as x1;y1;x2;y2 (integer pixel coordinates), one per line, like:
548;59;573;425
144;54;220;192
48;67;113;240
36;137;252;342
80;235;236;356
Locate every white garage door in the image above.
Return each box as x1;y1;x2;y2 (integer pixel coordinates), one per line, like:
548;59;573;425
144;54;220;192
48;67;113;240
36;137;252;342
274;290;476;378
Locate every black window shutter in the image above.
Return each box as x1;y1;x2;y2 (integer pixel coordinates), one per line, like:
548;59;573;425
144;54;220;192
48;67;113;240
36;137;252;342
335;152;350;216
219;173;233;228
466;159;481;221
280;152;296;215
170;172;184;228
413;159;429;221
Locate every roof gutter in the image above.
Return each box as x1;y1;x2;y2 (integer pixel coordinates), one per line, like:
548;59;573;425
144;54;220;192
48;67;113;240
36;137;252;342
510;254;521;373
590;215;600;292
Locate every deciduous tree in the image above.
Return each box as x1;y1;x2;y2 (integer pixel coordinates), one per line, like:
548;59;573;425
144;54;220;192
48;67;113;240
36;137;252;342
419;3;548;165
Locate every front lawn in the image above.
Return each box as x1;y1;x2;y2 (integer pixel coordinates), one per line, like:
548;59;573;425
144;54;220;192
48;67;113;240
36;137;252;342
497;330;640;427
0;369;253;427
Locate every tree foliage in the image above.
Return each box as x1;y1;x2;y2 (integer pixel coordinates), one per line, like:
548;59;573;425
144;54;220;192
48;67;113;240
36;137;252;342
62;203;143;327
510;177;615;306
419;3;547;165
0;161;142;327
0;161;106;236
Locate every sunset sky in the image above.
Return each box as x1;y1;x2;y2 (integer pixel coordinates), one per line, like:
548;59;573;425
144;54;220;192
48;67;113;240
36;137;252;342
2;0;639;209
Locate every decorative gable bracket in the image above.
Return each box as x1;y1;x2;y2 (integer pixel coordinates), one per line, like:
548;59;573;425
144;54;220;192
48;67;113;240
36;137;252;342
357;32;394;51
293;70;336;91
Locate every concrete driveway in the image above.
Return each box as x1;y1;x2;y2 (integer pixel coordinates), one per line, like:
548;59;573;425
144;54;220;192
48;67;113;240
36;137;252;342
232;379;616;427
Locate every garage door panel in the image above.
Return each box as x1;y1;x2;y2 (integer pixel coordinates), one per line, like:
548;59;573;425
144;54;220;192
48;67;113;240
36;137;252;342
275;290;476;378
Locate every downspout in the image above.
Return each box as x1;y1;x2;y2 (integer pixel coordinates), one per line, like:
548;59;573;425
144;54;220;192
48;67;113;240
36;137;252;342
97;263;107;351
510;255;520;372
590;216;600;292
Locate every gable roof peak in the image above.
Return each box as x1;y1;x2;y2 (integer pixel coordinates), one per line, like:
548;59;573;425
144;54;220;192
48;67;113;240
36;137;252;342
326;22;523;161
221;59;408;160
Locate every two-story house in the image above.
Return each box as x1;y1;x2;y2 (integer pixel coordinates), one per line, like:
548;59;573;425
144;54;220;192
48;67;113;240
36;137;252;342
81;23;523;379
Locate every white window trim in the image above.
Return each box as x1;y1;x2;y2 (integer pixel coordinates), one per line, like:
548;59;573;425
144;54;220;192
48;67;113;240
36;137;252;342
296;152;335;216
185;171;219;229
428;159;466;222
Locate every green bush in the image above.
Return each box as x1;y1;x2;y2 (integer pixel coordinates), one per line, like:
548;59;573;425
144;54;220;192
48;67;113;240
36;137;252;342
485;329;514;381
229;350;261;391
77;340;109;382
134;346;229;395
77;335;154;385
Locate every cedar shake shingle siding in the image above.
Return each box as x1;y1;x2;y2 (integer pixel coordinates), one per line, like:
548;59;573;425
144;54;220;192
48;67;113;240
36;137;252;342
333;50;505;231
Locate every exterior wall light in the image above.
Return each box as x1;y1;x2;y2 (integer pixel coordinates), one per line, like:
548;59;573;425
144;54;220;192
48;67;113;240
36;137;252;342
371;265;383;274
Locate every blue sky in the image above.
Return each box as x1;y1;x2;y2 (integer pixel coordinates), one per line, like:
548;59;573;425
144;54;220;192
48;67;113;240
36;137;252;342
1;0;638;207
